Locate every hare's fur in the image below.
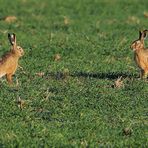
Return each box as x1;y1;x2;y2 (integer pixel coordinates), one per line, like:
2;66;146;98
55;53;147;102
0;33;24;84
131;30;148;78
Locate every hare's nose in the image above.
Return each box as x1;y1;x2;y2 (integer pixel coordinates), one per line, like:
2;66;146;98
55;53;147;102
130;44;136;51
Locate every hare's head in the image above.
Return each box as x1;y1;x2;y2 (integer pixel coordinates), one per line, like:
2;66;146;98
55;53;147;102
130;30;148;51
8;33;24;57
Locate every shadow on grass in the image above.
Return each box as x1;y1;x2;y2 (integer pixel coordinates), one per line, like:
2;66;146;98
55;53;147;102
71;71;138;79
47;71;138;80
35;110;64;122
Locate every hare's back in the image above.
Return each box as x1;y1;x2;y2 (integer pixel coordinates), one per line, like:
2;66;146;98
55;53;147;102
143;49;148;57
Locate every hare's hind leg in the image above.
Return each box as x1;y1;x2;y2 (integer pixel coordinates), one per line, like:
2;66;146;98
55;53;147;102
6;73;13;84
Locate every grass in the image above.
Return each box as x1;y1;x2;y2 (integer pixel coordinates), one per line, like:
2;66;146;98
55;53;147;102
0;0;147;147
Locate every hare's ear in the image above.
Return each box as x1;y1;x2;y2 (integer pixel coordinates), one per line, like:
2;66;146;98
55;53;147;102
8;33;16;46
139;30;148;40
139;30;143;40
143;30;148;39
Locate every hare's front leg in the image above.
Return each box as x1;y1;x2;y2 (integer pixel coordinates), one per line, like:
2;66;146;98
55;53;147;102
6;73;13;84
140;69;148;79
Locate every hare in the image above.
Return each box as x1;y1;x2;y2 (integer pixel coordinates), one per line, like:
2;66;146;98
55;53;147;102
0;33;24;84
131;30;148;79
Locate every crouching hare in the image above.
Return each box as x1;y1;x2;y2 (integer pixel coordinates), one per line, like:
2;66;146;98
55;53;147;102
0;33;24;84
131;30;148;79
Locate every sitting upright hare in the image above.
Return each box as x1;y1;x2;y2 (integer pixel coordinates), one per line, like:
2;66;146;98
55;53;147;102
131;30;148;79
0;33;24;84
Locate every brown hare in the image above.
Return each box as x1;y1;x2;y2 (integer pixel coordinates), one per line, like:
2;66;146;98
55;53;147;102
0;33;24;84
131;30;148;79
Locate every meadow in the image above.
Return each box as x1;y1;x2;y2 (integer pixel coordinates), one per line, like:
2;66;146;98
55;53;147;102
0;0;147;147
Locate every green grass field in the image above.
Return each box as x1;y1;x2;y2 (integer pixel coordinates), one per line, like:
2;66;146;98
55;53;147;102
0;0;147;147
